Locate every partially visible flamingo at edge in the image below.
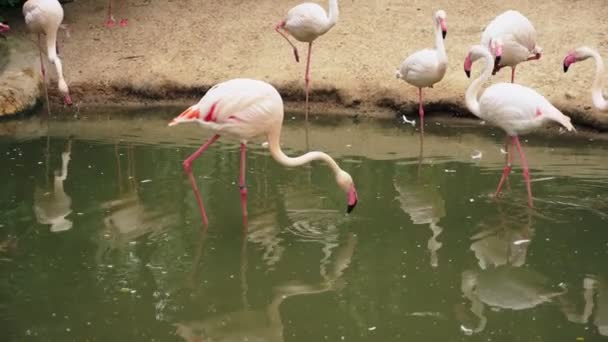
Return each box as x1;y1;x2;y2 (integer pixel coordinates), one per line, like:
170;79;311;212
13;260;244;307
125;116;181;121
563;47;608;112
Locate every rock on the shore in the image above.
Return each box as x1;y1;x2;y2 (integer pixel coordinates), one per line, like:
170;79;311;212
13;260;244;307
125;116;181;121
0;36;40;117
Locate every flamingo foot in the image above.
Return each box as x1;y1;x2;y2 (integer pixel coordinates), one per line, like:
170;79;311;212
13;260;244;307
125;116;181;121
104;18;116;28
119;19;128;27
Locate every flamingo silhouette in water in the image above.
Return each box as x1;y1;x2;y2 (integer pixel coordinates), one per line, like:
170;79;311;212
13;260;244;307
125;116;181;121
396;9;448;134
23;0;72;105
464;45;575;207
105;0;127;28
168;78;358;226
275;0;339;122
481;10;542;83
563;47;608;112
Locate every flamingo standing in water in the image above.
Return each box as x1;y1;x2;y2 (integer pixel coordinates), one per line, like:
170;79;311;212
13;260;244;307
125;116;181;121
23;0;72;105
275;0;339;122
480;10;542;83
563;47;608;111
168;78;358;226
105;0;127;28
464;45;575;207
396;9;448;133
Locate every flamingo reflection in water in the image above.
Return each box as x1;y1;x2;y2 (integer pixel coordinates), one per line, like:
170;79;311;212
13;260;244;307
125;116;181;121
174;230;357;342
33;138;73;232
559;275;608;337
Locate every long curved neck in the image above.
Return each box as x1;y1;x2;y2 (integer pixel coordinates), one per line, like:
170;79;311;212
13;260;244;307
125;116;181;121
327;0;339;27
465;50;494;118
44;31;68;91
589;50;608;111
434;21;446;63
267;128;341;175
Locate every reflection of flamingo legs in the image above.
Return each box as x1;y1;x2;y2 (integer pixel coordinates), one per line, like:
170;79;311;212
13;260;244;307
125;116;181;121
428;222;443;268
239;143;248;227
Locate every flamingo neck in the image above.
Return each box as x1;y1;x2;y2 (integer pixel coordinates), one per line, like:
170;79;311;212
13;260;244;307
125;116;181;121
434;21;446;64
327;0;339;28
589;50;608;111
465;49;494;118
267;129;341;175
44;31;70;98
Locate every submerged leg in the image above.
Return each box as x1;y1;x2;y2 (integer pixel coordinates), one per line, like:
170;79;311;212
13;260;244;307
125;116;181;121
274;21;299;63
239;142;248;227
512;136;534;208
494;136;512;198
183;134;221;225
304;42;313;123
418;88;424;134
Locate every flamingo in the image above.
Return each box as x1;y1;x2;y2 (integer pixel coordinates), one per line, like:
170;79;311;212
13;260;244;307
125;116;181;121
105;0;128;28
395;9;448;133
168;78;358;226
275;0;339;122
563;47;608;111
23;0;73;105
464;45;575;207
480;10;542;83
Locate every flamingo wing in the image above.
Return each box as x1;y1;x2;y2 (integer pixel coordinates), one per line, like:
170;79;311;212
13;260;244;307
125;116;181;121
398;49;443;88
284;3;329;41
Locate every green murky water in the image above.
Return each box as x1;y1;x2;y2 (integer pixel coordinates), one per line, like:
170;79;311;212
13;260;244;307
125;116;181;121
1;108;607;341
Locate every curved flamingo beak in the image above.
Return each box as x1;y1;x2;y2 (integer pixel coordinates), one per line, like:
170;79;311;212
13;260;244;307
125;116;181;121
347;186;358;213
463;54;472;78
493;45;502;67
169;106;200;126
64;94;73;106
563;53;577;73
440;19;447;39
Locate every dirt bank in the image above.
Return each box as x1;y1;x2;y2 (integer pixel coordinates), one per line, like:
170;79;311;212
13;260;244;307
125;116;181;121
2;0;607;129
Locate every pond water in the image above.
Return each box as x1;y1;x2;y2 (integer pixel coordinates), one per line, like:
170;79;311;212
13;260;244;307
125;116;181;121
1;107;607;341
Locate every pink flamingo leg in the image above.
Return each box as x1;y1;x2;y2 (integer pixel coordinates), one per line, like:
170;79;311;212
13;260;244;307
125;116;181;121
512;136;534;208
275;21;299;63
182;134;221;225
239;142;248;227
37;34;46;81
105;0;116;27
418;88;424;134
494;136;512;197
305;42;313;122
511;66;516;83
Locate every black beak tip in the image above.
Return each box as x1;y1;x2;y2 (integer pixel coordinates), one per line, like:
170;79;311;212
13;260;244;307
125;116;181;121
494;56;502;66
346;200;358;214
563;64;569;73
464;69;471;78
442;30;447;39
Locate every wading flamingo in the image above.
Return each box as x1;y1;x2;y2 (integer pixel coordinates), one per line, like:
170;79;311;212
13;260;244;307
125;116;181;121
105;0;127;28
395;9;447;133
563;47;608;111
464;45;575;207
168;78;358;226
23;0;72;105
480;10;542;83
275;0;339;122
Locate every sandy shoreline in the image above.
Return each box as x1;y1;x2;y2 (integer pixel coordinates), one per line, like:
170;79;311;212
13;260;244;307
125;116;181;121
1;0;607;130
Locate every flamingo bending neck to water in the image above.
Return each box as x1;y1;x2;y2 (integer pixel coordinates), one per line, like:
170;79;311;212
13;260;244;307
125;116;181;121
23;0;72;105
563;47;608;112
464;45;575;207
168;78;358;226
275;0;339;122
480;10;542;83
396;9;448;133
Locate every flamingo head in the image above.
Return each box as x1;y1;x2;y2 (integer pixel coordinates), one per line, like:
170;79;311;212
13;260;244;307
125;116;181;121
169;105;200;126
464;45;489;78
58;79;72;105
489;38;503;66
0;22;9;34
463;53;473;78
563;47;593;73
336;170;357;213
434;10;447;39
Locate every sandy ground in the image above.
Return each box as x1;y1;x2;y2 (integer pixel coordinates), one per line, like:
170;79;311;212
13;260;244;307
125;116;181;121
2;0;608;128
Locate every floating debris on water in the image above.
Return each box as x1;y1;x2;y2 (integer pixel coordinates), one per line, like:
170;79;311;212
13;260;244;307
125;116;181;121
513;239;531;245
401;115;416;127
368;326;376;331
530;177;556;183
471;150;482;160
444;169;456;173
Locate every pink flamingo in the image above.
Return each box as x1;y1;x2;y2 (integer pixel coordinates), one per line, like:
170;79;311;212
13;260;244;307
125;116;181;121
395;9;447;133
168;78;358;226
105;0;127;28
464;45;575;207
563;47;608;112
23;0;72;105
275;0;339;122
480;10;542;83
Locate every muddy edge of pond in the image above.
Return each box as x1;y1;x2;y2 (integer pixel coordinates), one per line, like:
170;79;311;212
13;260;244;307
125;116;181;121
2;0;607;132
